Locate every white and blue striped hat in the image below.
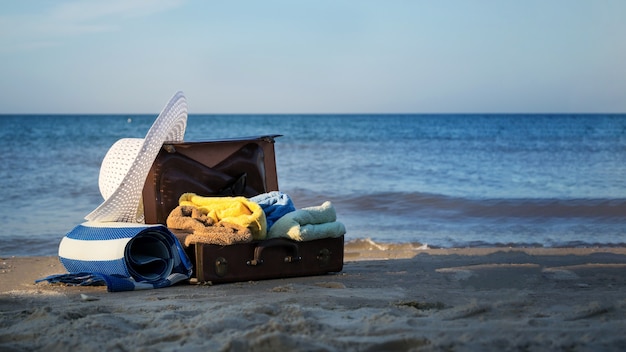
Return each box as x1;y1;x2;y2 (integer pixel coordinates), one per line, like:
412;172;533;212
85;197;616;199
85;91;188;223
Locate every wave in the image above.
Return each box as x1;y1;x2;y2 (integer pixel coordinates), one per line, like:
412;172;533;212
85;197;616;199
322;191;626;220
2;233;625;258
344;238;626;251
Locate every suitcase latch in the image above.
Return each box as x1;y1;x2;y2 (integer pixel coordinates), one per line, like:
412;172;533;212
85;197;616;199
215;257;228;277
317;248;331;266
284;255;302;263
163;144;176;153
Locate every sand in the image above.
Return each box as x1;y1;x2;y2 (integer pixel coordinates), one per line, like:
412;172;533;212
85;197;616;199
2;242;626;351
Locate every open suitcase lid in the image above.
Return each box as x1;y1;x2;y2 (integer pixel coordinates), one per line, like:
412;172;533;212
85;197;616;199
142;135;281;225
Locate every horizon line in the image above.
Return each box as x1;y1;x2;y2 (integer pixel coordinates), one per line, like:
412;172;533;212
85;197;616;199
1;112;625;116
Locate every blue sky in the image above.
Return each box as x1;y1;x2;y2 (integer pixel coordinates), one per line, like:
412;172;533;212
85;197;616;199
1;0;624;114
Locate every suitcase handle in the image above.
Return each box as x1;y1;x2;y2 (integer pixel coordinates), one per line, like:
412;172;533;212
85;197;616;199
247;238;302;266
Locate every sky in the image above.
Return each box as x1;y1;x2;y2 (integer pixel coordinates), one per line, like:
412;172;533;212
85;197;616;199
0;0;625;114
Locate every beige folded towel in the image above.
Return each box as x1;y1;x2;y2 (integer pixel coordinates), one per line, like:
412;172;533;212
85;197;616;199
178;193;267;240
167;205;252;246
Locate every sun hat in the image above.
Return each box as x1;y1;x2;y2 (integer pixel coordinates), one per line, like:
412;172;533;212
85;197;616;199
84;91;188;223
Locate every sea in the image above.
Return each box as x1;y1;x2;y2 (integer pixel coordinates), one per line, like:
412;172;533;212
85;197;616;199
1;114;625;257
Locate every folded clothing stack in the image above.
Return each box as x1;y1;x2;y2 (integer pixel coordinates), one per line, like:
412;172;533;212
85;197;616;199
166;193;267;246
267;200;346;241
166;191;346;245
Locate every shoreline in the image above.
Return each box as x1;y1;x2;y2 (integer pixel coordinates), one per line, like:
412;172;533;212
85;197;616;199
2;247;626;350
3;236;626;259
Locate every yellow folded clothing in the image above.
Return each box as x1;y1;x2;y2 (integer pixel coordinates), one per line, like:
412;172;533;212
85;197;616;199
177;193;267;240
167;205;253;246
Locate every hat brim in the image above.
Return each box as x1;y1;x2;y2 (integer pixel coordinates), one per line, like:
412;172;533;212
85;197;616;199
85;91;188;223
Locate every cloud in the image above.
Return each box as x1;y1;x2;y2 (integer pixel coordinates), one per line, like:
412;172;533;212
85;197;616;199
0;0;185;52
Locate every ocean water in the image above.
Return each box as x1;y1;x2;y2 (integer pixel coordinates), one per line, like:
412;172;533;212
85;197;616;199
1;114;625;256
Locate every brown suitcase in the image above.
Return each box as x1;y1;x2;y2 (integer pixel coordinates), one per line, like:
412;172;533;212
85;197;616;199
180;234;344;284
142;135;344;283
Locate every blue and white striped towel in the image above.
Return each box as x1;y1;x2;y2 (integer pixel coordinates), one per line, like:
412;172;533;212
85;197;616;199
37;222;192;292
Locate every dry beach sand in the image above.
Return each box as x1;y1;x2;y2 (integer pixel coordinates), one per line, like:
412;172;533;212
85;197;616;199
2;241;626;351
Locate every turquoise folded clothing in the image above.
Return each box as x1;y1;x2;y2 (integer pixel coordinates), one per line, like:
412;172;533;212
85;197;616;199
249;191;296;230
37;222;193;292
267;201;346;241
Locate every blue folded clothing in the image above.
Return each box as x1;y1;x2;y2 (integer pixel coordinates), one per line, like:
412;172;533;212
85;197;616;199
249;191;296;230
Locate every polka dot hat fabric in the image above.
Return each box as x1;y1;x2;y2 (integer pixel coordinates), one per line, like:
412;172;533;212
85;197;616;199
85;91;188;223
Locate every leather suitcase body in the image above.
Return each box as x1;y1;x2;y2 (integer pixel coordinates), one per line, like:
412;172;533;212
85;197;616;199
142;135;344;283
190;235;344;283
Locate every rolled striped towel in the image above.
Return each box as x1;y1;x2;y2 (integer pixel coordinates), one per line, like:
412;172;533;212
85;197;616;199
38;222;192;292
